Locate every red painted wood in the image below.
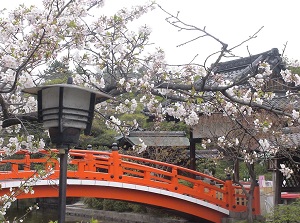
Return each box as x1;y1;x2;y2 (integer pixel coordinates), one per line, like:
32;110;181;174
0;149;261;221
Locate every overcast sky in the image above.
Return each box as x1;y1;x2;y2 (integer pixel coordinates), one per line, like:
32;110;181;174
4;0;300;65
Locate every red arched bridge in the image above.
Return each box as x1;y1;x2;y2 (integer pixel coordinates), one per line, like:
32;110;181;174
0;149;260;223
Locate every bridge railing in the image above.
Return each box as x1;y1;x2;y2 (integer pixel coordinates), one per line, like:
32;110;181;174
0;149;260;215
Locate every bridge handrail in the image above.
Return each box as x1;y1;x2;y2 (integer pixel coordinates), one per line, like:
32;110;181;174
0;149;260;215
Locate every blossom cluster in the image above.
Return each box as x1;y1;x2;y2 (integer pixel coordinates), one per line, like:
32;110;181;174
241;150;258;165
132;138;147;154
164;102;200;126
279;164;294;179
281;69;300;86
0;165;54;217
0;134;45;156
116;99;138;114
253;118;272;133
105;116;127;134
0;193;16;216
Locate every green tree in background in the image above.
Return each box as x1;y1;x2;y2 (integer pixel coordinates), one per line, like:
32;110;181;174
43;60;73;84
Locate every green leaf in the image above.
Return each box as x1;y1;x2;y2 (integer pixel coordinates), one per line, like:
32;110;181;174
68;20;77;28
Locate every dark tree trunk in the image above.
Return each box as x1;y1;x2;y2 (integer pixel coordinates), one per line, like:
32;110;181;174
246;163;256;223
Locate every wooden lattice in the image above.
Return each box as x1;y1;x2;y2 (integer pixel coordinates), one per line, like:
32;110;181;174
280;157;300;192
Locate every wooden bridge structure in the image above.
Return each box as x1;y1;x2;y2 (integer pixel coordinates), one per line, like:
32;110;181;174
0;149;260;223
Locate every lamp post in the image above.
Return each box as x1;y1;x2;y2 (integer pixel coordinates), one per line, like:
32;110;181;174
22;81;112;223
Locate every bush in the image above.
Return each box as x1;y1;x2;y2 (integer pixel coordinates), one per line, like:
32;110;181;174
84;198;103;209
113;201;131;212
267;199;300;222
103;199;115;211
179;179;193;188
128;203;147;213
84;198;148;213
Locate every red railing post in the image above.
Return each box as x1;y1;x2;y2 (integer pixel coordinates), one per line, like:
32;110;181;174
171;167;178;191
193;175;204;194
85;153;96;172
252;182;261;215
111;143;122;181
24;154;30;171
225;174;234;212
11;163;18;175
144;168;151;183
76;160;85;173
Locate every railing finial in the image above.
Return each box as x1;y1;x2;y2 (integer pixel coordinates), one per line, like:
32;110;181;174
112;142;118;151
226;173;232;180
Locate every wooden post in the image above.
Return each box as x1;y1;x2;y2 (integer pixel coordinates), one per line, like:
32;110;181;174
24;154;31;171
253;182;261;215
273;159;281;205
171;167;178;186
111;143;122;180
85;153;95;171
189;131;196;170
225;174;234;212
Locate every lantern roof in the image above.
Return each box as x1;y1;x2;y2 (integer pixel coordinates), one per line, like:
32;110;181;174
22;84;113;100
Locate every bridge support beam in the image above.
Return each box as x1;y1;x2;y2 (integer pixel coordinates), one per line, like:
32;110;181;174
4;184;228;223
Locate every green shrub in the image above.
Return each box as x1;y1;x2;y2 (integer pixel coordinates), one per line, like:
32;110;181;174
113;200;131;212
178;179;193;188
84;198;104;209
89;218;99;223
84;198;148;213
267;199;300;222
103;199;115;211
128;203;147;213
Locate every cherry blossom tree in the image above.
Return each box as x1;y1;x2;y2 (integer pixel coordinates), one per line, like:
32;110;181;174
0;0;156;217
150;6;300;222
1;0;300;222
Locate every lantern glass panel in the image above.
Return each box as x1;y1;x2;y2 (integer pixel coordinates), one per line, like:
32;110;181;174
62;87;91;110
42;87;59;109
40;87;93;130
41;87;60;128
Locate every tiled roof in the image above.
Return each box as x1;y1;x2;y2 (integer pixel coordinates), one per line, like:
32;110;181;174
116;131;190;147
215;48;284;76
195;149;220;159
215;49;300;110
